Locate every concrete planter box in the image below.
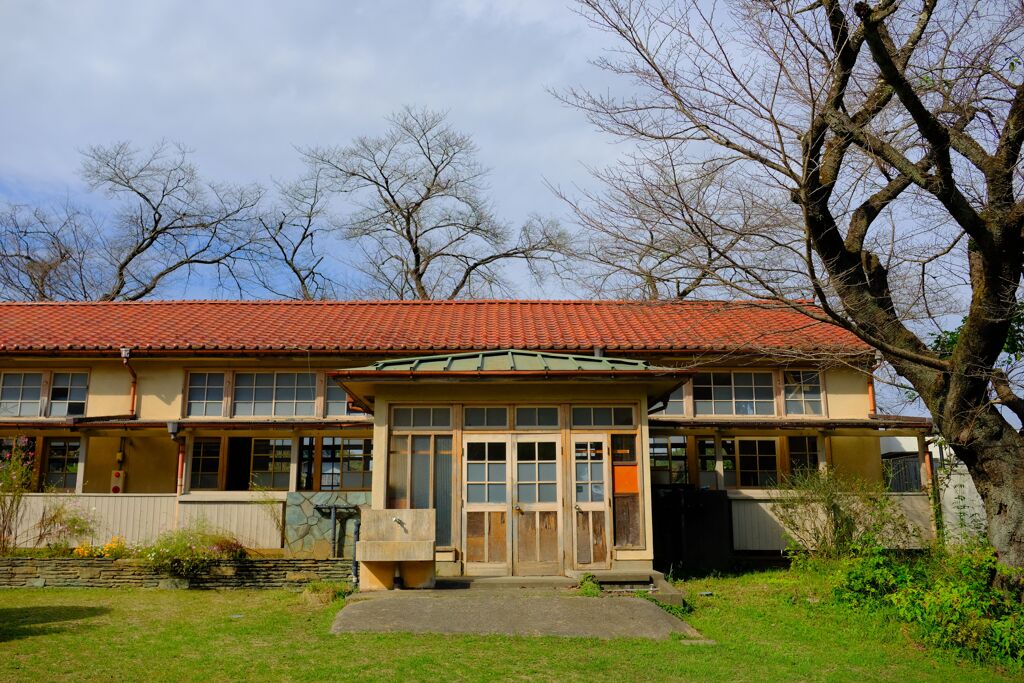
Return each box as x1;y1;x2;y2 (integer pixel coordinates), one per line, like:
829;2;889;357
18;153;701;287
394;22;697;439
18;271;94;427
0;557;352;589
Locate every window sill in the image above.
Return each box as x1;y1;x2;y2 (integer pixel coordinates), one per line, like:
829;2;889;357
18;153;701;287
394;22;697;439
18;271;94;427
179;490;289;502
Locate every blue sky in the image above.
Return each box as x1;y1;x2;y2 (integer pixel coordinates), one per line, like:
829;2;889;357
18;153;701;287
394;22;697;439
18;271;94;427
0;1;623;231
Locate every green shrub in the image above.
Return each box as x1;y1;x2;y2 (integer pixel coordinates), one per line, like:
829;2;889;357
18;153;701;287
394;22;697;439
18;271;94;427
769;469;918;560
0;436;36;554
35;501;95;551
832;547;925;606
142;526;247;578
833;544;1024;666
577;573;601;597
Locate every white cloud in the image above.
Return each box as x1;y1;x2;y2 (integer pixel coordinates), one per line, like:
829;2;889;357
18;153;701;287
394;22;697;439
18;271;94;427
0;0;623;224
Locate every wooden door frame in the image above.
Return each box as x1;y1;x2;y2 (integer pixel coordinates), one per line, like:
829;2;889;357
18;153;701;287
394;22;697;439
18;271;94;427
511;432;563;576
569;432;613;570
461;433;513;576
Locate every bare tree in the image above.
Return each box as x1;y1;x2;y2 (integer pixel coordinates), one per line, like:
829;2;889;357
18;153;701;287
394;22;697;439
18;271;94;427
250;168;340;300
1;141;264;302
551;157;761;299
564;0;1024;580
0;202;100;301
304;107;567;300
80;141;263;300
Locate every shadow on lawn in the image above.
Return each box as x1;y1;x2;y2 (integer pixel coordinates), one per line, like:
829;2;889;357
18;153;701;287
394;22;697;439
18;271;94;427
0;605;110;642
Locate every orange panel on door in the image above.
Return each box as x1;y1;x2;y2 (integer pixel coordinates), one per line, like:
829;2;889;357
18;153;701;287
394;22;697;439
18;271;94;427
612;464;639;494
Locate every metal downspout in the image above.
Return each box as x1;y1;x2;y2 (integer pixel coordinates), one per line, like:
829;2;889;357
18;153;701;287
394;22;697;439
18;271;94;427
120;347;138;418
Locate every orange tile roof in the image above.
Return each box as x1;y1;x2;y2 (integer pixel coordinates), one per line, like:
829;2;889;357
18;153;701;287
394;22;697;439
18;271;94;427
0;299;871;356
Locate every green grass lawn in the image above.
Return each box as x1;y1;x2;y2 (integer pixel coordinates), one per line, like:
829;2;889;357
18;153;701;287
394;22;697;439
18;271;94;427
0;569;1013;682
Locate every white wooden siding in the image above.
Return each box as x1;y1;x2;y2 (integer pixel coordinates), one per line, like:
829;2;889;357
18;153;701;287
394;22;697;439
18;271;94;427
178;500;284;549
729;492;935;551
14;494;284;549
17;494;176;546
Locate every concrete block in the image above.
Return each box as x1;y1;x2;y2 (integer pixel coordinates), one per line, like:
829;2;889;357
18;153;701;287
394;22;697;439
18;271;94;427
360;509;435;542
359;561;395;591
356;540;435;562
399;561;436;589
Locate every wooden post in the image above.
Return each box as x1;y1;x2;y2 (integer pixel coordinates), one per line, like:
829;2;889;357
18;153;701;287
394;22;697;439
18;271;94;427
74;434;88;494
917;433;932;493
173;438;186;529
713;431;725;490
918;433;941;541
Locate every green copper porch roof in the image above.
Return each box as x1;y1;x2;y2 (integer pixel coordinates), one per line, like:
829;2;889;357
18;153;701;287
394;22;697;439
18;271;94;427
341;349;668;373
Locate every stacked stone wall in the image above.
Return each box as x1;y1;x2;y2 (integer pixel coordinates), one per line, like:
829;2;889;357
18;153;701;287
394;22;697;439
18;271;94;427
0;558;352;589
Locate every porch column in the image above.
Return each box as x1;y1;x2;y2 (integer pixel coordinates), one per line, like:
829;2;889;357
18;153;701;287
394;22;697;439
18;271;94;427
74;434;88;494
713;431;725;490
371;403;389;509
288;430;300;492
917;433;932;492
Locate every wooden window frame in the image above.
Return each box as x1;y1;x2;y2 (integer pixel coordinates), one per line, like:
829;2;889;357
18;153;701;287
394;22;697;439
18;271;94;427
325;382;350;417
391;405;453;430
463;406;509;430
787;435;821;476
387;431;456;549
249;437;292;490
47;371;89;418
735;437;780;487
783;370;825;416
232;372;317;418
570;405;636;429
41;437;80;492
693;371;776;417
339;437;373;491
0;371;45;418
513;405;560;429
188;437;222;490
697;435;781;489
185;371;226;418
649;433;689;484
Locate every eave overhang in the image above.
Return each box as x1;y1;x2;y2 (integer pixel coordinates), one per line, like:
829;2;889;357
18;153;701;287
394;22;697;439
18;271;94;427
327;349;690;415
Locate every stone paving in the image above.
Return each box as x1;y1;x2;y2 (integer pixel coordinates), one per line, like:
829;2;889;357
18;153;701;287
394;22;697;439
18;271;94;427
331;591;708;641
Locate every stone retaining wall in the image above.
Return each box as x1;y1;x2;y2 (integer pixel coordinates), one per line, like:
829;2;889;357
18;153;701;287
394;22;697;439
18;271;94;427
0;557;353;589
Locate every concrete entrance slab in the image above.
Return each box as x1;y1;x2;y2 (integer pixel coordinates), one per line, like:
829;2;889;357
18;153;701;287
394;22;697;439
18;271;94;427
331;593;707;641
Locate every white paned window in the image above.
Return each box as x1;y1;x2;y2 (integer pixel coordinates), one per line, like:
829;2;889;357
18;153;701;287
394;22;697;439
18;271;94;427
0;372;42;417
233;373;315;417
48;372;88;417
187;372;225;417
784;371;823;415
325;383;349;416
693;372;775;415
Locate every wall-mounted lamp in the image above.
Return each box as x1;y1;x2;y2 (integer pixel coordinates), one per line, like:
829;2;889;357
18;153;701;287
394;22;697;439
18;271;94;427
166;421;180;439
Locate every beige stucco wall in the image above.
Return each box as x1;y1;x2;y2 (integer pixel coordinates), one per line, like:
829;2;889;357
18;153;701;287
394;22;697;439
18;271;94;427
86;363;133;416
824;369;872;418
830;435;883;481
83;434;178;493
